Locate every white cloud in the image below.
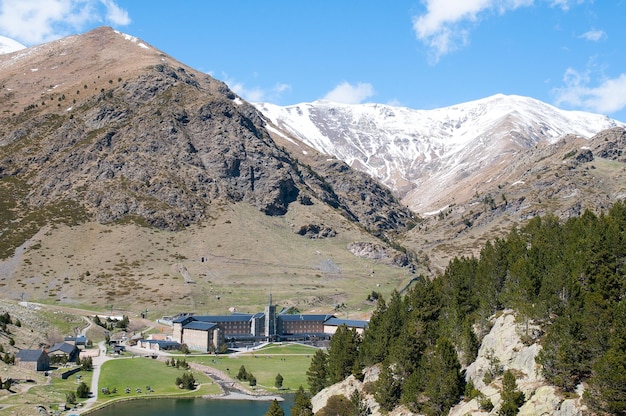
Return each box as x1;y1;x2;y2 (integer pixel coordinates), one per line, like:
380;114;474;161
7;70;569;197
554;68;626;114
579;29;606;42
0;0;131;45
412;0;589;63
222;73;291;103
101;0;130;25
322;82;374;104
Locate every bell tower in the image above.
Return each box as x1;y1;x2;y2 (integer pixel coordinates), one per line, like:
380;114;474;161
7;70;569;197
264;292;276;340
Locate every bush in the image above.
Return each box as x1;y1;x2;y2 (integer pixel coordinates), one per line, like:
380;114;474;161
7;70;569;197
175;372;196;390
76;381;90;398
66;391;76;404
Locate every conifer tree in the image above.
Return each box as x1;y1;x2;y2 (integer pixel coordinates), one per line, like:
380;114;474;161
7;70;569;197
327;324;360;384
306;349;328;395
374;363;401;412
499;370;525;416
237;365;248;381
290;385;313;416
419;337;464;416
265;399;285;416
350;389;371;416
275;373;283;389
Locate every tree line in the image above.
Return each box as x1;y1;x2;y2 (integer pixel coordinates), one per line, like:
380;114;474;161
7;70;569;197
306;201;626;415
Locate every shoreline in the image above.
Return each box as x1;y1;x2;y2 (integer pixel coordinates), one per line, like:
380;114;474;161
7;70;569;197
81;390;287;414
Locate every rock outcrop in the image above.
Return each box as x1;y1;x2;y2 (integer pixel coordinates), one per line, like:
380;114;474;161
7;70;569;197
347;241;409;267
450;311;586;416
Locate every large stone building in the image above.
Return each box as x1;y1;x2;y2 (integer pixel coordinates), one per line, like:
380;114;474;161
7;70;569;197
171;297;368;352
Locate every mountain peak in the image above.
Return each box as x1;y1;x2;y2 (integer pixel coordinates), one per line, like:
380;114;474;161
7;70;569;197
256;96;624;214
0;35;26;54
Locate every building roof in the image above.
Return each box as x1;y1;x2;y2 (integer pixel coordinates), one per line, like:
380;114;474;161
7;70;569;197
324;318;369;329
172;314;195;324
16;350;47;361
279;314;335;322
183;321;218;331
64;335;87;343
141;340;181;348
49;342;78;354
193;314;253;323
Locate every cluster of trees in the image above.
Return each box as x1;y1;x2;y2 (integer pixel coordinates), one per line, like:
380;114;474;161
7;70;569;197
165;357;189;369
93;314;129;331
80;356;93;371
236;365;257;386
0;312;18;334
1;352;15;365
307;202;626;415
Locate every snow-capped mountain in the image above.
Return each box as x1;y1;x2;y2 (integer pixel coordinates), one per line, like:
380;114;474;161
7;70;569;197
256;95;624;214
0;35;25;54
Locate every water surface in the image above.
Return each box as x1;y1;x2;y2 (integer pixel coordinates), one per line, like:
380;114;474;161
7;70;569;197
90;395;294;416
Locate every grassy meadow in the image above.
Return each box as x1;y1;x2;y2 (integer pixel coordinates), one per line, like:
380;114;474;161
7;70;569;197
96;357;220;402
188;343;317;392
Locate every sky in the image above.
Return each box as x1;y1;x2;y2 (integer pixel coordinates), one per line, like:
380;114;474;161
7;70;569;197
1;0;626;121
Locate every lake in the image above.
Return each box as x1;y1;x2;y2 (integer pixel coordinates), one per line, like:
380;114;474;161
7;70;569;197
89;395;295;416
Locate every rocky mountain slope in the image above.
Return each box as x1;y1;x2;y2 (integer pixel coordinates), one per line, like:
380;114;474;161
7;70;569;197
256;96;624;215
0;27;414;244
0;27;418;312
257;98;626;271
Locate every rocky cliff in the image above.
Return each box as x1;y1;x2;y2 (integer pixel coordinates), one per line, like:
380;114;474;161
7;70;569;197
312;311;587;416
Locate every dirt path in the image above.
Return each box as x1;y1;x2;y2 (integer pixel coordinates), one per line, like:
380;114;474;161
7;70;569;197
79;341;112;413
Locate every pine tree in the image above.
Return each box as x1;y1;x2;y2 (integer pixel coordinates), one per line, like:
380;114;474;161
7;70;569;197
306;349;328;395
237;365;248;381
499;370;525;416
327;324;360;384
290;385;313;416
374;363;401;412
419;337;464;416
265;399;285;416
350;389;371;416
275;373;284;389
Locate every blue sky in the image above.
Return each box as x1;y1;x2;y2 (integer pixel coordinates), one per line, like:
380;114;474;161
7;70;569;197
1;1;625;121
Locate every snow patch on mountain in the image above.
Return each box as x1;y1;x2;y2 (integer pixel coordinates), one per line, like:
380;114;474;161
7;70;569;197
255;95;625;213
0;35;26;54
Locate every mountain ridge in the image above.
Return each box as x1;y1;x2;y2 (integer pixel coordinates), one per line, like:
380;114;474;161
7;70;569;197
255;95;624;214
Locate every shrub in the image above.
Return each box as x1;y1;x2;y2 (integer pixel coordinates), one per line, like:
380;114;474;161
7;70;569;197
76;381;90;398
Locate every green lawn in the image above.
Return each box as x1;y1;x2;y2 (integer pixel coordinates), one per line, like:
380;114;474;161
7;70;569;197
188;344;316;392
97;357;220;402
242;343;319;355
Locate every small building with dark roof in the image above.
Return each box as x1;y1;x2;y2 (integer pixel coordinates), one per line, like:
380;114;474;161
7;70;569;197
64;335;87;347
48;342;80;363
136;339;181;351
16;350;50;372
